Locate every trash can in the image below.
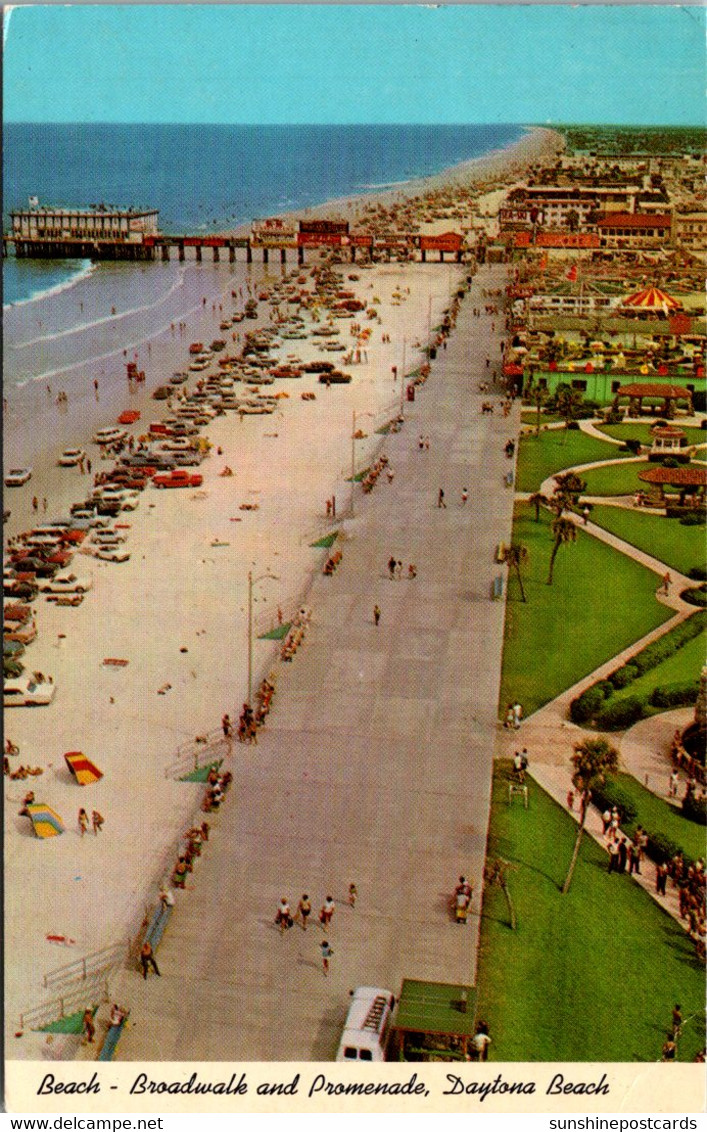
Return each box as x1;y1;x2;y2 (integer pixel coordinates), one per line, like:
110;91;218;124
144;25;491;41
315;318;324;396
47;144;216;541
406;384;415;402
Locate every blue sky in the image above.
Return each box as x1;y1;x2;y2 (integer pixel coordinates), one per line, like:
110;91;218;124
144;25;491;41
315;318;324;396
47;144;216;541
4;4;706;125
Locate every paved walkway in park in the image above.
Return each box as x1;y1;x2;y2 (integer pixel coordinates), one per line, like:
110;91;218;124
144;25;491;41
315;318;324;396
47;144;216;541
108;263;519;1062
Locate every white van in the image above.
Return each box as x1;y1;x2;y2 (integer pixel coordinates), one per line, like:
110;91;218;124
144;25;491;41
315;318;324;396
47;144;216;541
335;986;395;1063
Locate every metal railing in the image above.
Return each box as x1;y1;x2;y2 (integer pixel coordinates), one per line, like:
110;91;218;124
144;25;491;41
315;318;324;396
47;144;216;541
20;978;110;1033
165;729;230;780
43;940;129;991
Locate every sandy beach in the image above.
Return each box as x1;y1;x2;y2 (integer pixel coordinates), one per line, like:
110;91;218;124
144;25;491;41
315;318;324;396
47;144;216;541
4;127;555;1055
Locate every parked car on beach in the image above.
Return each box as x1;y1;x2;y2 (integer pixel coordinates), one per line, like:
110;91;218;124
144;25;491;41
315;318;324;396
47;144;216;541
4;675;56;707
4;468;33;487
93;548;131;563
153;469;203;489
4;620;37;644
58;448;86;467
93;427;127;446
40;572;93;595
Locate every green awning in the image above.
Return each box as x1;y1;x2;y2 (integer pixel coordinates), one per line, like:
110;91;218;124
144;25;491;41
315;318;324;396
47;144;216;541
393;979;477;1038
309;532;339;548
258;622;291;639
35;1005;98;1034
179;759;223;783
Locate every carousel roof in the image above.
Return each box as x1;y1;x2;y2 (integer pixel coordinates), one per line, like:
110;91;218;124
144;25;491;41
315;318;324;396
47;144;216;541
639;466;707;487
619;286;683;311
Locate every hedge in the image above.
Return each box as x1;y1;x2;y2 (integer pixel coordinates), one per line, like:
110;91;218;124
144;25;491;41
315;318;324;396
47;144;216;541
610;664;639;690
569;684;608;725
682;585;707;608
569;612;706;728
591;778;691;867
594;696;645;731
688;566;707;582
649;680;701;709
683;793;707;826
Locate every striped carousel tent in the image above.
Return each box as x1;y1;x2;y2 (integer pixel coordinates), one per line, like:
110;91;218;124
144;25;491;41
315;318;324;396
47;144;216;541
618;286;683;312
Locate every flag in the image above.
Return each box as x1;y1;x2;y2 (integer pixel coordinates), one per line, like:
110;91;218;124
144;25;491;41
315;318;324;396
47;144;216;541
567;263;578;282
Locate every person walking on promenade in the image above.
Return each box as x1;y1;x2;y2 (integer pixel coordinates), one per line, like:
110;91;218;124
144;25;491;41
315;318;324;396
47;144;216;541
320;940;334;976
373;604;381;626
437;488;446;509
78;808;89;837
471;1021;491;1061
461;487;468;504
296;894;312;931
512;701;523;730
661;1034;677;1061
617;837;628;873
222;713;232;740
388;556;397;580
655;861;668;896
91;810;104;835
319;896;335;929
608;840;620;873
669;768;679;798
348;883;358;908
140;940;161;980
672;1005;683;1038
82;1008;95;1044
276;899;292;934
661;572;672;596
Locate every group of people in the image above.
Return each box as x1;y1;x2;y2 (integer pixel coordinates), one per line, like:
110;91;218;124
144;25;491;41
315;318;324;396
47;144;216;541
386;556;416;580
275;888;356;973
503;701;523;730
172;818;212;887
202;767;233;814
78;807;104;836
361;454;390;495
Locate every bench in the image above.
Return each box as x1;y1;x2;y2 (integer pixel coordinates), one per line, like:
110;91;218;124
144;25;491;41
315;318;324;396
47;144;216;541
494;542;506;564
491;575;504;601
507;781;529;809
97;1010;130;1062
142;901;173;953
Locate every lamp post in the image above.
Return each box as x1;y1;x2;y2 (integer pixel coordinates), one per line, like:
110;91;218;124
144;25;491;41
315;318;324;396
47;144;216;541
350;409;374;517
399;338;407;417
247;568;279;707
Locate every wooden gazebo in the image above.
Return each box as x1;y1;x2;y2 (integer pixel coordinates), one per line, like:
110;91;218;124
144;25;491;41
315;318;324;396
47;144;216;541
638;464;707;507
614;382;693;419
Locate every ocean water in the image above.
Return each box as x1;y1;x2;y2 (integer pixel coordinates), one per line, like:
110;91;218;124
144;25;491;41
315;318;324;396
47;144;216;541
3;123;525;306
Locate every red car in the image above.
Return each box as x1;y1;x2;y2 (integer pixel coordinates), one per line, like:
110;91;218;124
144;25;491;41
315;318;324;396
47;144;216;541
153;469;203;489
118;410;141;425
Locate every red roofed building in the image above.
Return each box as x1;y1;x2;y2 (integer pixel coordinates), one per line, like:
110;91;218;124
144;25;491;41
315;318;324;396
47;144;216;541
638;464;707;506
614;382;693;418
594;213;672;249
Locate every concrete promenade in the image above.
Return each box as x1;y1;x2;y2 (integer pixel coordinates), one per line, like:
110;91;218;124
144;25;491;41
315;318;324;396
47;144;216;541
115;264;517;1061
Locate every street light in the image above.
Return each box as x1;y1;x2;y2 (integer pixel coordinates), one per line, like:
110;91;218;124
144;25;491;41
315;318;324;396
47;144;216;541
247;568;279;707
350;409;375;517
398;338;407;417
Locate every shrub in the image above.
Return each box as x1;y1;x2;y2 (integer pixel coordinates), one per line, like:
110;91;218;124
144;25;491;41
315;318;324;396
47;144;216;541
631;637;678;675
688;566;707;581
570;684;608;724
566;420;580;430
595;679;615;701
661;457;680;468
594;696;646;731
682;585;707;608
604;409;623;424
623;438;642;454
683;792;707;826
650;681;701;709
646;830;682;866
679;511;707;526
590;778;639;825
609;664;639;690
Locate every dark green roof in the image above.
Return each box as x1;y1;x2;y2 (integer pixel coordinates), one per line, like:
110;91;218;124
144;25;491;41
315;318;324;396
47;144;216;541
393;979;477;1038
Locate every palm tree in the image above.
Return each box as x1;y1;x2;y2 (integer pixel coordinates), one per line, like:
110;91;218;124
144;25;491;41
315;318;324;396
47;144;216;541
502;543;529;602
556;387;584;445
551;472;587;516
547;516;577;584
562;737;619;894
528;384;548;437
528;492;548;522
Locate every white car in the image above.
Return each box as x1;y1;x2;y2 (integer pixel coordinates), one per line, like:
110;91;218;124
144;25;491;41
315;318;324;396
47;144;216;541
93;548;130;563
90;530;126;544
93;427;127;446
40;572;93;594
59;448;86;467
4;675;56;706
4;468;33;487
159;438;198;452
189;360;209;371
92;488;139;511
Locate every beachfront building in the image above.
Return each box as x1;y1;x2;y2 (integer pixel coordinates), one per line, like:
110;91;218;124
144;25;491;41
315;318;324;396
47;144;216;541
594;213;672;250
522;369;702;410
7;202;160;259
673;209;707;260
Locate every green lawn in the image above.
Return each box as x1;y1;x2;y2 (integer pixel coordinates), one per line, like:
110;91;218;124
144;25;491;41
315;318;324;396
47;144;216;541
499;503;672;718
475;761;706;1061
517;429;631;493
519;410;564;425
596;423;706;447
581;460;652;496
588;505;707;576
609;772;707;863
